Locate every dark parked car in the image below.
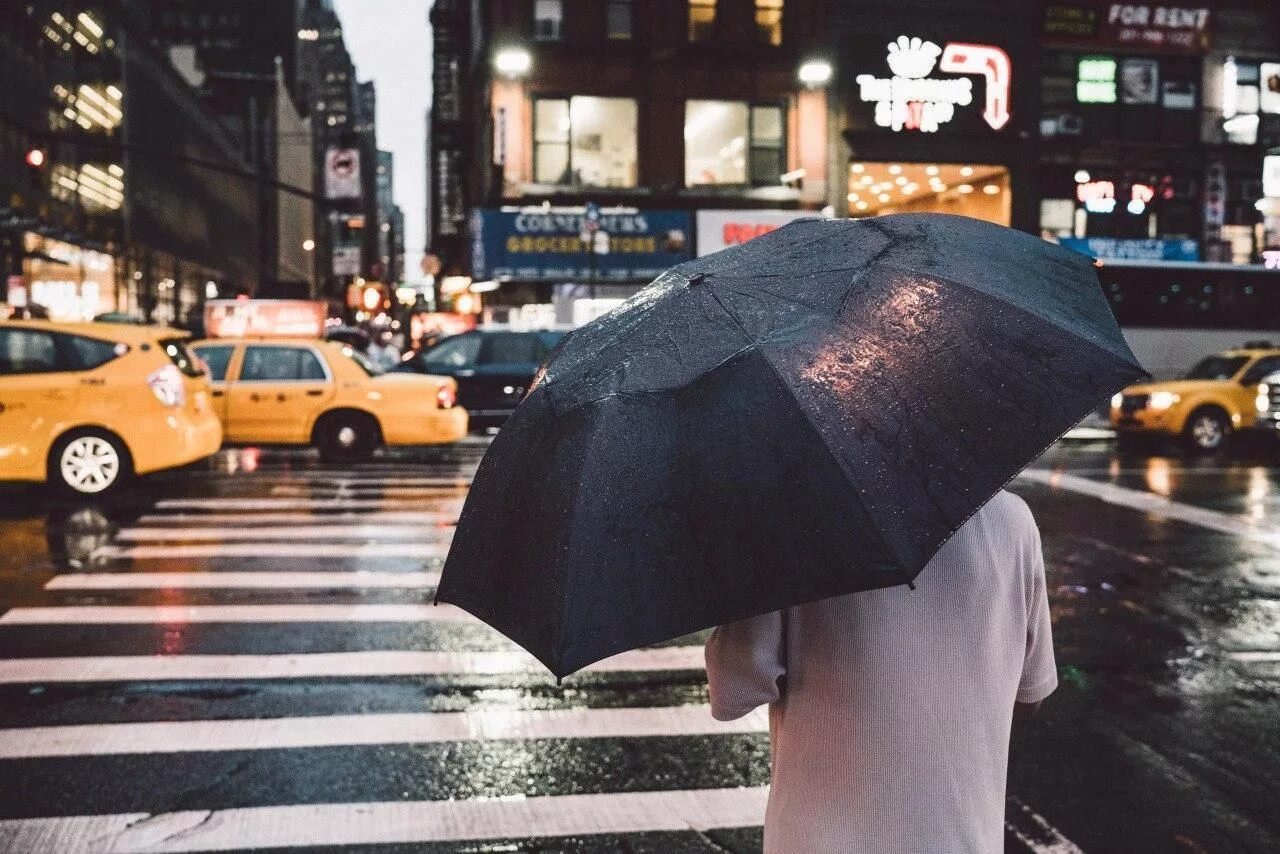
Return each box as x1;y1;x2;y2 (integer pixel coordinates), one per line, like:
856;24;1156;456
394;329;565;431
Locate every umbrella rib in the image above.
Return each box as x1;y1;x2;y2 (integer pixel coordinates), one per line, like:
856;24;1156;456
704;286;911;585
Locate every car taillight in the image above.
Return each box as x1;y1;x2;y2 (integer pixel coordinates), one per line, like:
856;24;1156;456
435;383;457;409
147;364;186;407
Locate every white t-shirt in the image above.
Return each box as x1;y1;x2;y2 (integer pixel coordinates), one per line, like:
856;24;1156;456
705;490;1057;853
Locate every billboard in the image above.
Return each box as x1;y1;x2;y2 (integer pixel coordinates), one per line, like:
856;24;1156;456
324;148;362;200
472;208;691;282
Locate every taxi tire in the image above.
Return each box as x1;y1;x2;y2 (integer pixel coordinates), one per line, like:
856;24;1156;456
49;428;133;498
1182;406;1231;455
315;411;381;463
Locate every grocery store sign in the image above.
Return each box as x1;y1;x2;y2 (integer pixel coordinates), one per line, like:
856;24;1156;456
472;208;691;282
204;299;327;339
855;35;1011;132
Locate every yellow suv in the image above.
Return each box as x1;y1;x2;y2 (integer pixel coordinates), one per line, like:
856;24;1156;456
0;320;223;495
190;337;466;461
1111;346;1280;452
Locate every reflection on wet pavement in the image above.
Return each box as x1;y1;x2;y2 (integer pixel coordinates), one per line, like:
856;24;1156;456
0;439;1277;850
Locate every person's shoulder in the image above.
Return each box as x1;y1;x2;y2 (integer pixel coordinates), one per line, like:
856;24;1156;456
983;489;1034;521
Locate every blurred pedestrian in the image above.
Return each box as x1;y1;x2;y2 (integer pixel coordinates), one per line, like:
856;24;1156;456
705;490;1057;853
371;333;401;369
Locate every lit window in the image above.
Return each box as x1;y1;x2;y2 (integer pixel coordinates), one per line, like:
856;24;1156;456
755;0;783;46
685;101;785;187
534;0;563;41
689;0;715;42
1077;56;1117;103
606;0;633;40
534;97;638;188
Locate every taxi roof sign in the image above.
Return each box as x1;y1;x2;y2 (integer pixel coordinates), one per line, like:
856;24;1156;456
204;299;327;339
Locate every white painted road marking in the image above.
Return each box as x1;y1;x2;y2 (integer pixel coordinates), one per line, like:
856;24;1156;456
0;603;471;625
44;571;443;591
0;705;767;758
0;646;707;684
1018;468;1280;545
0;787;770;853
136;511;457;525
1005;797;1086;853
269;485;468;497
90;542;451;560
153;498;463;511
114;524;452;542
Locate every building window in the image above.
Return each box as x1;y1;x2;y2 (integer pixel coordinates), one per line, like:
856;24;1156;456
689;0;715;42
685;100;785;186
534;96;638;188
755;0;783;46
606;0;633;40
534;0;563;41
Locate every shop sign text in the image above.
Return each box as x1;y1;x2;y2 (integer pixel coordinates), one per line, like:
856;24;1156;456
855;35;1011;133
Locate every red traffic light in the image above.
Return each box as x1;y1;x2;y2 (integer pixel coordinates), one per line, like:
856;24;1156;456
25;149;46;169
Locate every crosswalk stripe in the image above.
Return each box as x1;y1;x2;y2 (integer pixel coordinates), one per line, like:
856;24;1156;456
44;571;443;590
0;705;766;759
0;603;470;625
115;525;452;542
187;474;474;485
269;485;468;497
153;498;462;511
0;647;706;684
1017;468;1280;545
90;542;451;559
135;511;457;525
0;787;770;853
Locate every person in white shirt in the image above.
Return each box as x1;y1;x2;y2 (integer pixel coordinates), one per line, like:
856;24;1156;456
705;490;1057;853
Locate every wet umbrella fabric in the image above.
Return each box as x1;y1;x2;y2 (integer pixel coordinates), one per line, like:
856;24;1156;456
437;213;1146;678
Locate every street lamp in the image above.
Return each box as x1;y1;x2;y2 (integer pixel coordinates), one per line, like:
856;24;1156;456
798;59;833;88
302;238;315;252
494;47;532;78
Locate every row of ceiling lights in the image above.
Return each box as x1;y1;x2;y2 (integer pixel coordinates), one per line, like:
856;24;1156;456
846;163;1002;211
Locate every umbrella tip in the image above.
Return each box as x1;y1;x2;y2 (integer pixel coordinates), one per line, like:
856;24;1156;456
687;272;708;287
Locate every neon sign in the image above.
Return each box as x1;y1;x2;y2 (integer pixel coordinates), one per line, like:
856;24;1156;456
1077;180;1117;213
855;35;1011;133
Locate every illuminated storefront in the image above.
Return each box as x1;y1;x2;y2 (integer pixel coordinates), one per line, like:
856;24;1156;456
16;234;117;321
835;7;1036;231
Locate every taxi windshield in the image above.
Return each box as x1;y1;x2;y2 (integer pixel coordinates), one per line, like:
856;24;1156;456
343;346;383;376
1184;355;1248;381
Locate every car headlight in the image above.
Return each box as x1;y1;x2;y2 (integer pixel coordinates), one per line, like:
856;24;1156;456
1258;383;1270;414
1111;393;1123;409
1149;391;1179;410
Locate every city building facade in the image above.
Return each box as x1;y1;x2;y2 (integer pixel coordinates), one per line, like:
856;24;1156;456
428;0;834;319
297;0;381;303
1;1;258;327
138;0;316;297
428;0;1280;324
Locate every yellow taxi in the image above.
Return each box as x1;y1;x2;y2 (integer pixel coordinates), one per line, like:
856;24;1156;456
189;337;467;461
0;320;223;495
1111;345;1280;452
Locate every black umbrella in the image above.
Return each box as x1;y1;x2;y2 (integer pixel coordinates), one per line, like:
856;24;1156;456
437;213;1146;678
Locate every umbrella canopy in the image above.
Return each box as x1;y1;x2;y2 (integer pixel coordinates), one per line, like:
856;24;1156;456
437;213;1146;678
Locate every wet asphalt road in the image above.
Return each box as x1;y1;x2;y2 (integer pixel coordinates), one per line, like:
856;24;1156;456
0;437;1277;852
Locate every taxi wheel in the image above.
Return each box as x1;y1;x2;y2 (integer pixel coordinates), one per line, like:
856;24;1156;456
50;429;132;497
316;411;380;463
1182;407;1231;454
